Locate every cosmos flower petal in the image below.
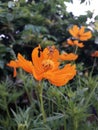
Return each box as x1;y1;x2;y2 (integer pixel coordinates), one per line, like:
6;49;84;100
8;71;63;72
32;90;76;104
44;64;76;87
67;39;84;48
79;31;92;41
17;53;33;74
79;26;85;35
91;51;98;57
69;25;79;38
7;60;19;77
31;45;44;73
59;52;78;61
43;46;60;61
74;40;84;48
67;39;74;46
7;53;34;77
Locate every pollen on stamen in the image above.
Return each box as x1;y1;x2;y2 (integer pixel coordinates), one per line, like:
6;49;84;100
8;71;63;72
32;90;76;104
42;59;54;71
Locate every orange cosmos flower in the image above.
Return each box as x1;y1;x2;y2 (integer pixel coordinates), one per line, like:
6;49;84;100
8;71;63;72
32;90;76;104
67;39;84;48
7;45;76;87
91;51;98;57
59;52;78;61
68;25;92;41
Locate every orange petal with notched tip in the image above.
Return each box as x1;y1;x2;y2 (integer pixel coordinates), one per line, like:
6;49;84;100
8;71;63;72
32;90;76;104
67;39;74;46
69;25;79;38
79;26;85;35
44;64;76;87
7;60;19;77
91;51;98;57
31;45;44;74
17;53;33;74
79;31;92;41
67;39;84;48
74;40;84;48
7;53;33;77
43;46;60;62
59;53;78;61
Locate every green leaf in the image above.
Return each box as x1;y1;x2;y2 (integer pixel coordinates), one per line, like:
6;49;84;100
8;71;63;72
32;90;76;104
24;24;48;34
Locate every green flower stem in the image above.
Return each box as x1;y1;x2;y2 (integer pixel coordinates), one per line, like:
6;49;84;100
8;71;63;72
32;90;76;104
73;117;78;130
4;97;10;119
74;46;78;54
63;116;66;130
24;85;32;105
38;82;46;123
90;57;96;77
18;124;26;130
85;82;98;107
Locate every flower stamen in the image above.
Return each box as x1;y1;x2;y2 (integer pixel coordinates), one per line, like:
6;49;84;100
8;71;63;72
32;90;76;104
42;59;54;71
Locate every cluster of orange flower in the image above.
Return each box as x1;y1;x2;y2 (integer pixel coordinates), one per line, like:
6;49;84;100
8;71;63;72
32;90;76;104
7;25;93;87
67;25;92;48
68;25;98;58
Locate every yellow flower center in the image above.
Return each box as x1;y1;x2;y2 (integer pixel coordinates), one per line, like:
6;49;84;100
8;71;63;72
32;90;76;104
42;59;54;71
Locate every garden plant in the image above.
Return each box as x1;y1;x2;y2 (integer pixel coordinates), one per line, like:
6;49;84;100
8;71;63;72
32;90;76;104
0;0;98;130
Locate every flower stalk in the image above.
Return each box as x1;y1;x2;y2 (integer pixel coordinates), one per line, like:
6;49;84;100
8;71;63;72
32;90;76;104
85;82;98;107
73;119;78;130
38;82;46;123
90;57;96;77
